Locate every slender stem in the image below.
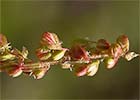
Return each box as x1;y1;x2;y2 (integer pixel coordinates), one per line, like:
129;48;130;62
23;61;59;69
23;60;89;69
87;40;97;44
90;54;109;59
0;60;90;71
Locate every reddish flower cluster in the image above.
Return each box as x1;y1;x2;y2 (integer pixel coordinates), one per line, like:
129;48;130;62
0;32;139;79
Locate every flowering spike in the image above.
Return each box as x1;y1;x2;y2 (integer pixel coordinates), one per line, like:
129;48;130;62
0;32;139;79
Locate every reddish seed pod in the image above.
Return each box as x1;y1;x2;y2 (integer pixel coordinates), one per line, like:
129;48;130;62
70;44;90;61
36;48;52;61
96;39;110;51
76;65;88;77
7;65;23;77
109;43;123;58
42;32;58;45
116;35;129;54
41;32;62;49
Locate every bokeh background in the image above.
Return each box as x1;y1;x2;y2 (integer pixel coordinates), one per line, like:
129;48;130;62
0;0;139;99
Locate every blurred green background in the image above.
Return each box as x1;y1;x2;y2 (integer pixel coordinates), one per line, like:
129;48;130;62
0;0;139;99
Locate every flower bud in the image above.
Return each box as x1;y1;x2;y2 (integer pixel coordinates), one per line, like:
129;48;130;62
70;44;90;61
7;65;23;77
96;39;110;51
104;57;118;69
87;60;100;76
116;35;129;54
76;65;88;77
51;49;67;60
41;32;62;49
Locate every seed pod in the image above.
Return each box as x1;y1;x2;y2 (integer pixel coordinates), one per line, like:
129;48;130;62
104;57;118;69
7;65;23;77
96;39;110;51
36;48;52;61
51;49;67;60
116;35;129;54
42;32;59;45
109;43;122;58
87;60;100;76
41;32;62;49
70;44;90;61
